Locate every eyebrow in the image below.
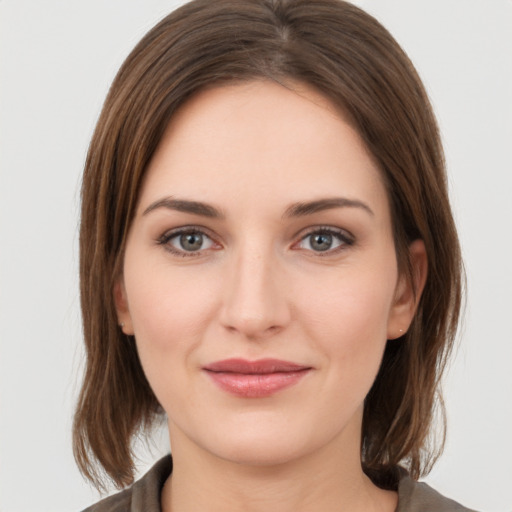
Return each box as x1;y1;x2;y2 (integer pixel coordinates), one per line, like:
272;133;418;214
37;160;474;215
283;197;374;218
142;196;374;219
142;197;224;219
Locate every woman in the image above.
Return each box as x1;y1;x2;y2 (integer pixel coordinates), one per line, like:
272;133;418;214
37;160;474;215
74;0;473;510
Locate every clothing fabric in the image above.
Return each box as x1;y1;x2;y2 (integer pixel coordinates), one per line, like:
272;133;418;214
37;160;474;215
82;455;477;512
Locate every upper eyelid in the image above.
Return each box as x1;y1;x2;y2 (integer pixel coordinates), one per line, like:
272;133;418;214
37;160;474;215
159;225;218;240
294;225;354;241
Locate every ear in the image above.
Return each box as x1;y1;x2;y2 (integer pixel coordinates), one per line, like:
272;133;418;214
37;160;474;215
387;239;428;340
113;277;134;335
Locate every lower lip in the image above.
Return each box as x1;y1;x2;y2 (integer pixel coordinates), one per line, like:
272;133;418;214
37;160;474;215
205;370;310;398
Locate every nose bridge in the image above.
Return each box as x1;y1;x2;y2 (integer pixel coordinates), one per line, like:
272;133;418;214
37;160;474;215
220;237;289;339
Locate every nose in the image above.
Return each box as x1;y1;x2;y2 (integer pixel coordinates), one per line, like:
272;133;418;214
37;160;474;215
219;244;291;340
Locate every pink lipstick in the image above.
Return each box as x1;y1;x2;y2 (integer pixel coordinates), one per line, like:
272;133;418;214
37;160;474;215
202;358;311;398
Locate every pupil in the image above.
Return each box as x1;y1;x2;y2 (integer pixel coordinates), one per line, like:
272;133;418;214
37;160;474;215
180;233;203;251
311;233;332;251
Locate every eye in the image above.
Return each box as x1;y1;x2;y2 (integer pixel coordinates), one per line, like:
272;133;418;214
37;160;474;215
294;227;354;254
157;227;218;256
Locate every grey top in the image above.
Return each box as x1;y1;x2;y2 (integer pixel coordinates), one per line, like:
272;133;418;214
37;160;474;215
82;455;477;512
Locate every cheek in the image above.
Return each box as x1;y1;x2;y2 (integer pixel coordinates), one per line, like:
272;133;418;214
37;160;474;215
123;259;220;373
297;263;397;376
123;264;224;419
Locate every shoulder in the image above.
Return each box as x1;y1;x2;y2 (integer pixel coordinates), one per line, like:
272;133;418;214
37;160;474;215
81;455;173;512
81;488;131;512
397;471;478;512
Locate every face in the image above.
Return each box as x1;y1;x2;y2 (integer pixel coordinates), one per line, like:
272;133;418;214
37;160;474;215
115;81;424;467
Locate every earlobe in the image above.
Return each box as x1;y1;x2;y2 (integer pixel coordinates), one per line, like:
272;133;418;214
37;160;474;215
387;239;428;340
113;278;134;335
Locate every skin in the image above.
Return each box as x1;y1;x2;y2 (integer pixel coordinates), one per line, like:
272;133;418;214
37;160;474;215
115;80;427;512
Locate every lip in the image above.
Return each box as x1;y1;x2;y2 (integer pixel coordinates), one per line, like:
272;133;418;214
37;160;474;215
202;358;312;398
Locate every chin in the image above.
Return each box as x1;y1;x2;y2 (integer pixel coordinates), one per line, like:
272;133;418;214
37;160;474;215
211;436;312;468
189;414;343;469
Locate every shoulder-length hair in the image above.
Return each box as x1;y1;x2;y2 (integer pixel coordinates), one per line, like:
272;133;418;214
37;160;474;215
74;0;463;491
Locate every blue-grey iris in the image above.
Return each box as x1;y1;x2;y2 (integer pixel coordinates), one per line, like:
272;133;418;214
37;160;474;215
310;233;332;251
180;233;203;251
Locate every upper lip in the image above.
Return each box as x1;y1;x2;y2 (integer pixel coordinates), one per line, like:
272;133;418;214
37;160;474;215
203;358;311;374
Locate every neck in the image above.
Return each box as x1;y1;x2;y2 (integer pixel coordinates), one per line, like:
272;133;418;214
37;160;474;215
161;419;397;512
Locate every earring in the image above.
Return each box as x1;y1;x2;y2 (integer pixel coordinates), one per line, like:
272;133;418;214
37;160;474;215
119;322;125;328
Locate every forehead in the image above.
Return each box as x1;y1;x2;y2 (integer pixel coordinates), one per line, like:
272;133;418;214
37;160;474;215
139;80;388;217
160;80;358;158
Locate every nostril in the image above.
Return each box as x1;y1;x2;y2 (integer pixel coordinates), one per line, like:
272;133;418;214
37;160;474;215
222;320;283;340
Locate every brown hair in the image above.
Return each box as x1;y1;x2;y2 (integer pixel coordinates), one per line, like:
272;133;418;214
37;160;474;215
74;0;463;491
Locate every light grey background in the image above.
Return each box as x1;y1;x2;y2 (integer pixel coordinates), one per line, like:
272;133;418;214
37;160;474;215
1;1;511;511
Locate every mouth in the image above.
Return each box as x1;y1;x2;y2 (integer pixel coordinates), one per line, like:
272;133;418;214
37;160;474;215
202;358;312;398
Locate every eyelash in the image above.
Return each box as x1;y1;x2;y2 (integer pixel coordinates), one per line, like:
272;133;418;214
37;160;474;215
294;226;355;256
156;226;218;257
156;225;354;257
